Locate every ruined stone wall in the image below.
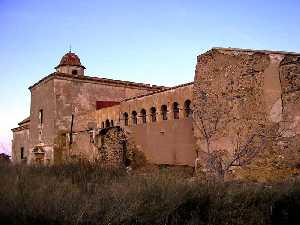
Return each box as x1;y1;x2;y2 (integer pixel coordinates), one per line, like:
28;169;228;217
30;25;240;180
193;48;300;180
11;126;29;164
29;79;56;164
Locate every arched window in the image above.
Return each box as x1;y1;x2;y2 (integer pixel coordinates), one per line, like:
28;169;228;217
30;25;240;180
150;107;157;122
111;120;114;127
123;112;129;126
132;111;137;125
105;119;110;127
161;105;168;120
140;109;146;124
101;122;105;128
184;100;192;117
173;102;179;119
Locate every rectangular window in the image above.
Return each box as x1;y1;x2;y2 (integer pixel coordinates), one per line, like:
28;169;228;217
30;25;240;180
39;109;43;125
20;147;24;159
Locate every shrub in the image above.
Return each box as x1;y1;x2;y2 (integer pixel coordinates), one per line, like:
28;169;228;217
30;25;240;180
0;162;299;225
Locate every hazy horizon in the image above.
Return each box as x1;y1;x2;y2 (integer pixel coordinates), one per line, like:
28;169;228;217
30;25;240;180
1;0;300;155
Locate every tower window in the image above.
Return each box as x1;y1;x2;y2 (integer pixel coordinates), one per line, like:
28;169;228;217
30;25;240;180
20;147;24;159
72;70;78;75
39;109;43;125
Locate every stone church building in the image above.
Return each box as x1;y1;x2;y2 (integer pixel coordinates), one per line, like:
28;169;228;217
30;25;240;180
12;48;300;175
11;51;195;165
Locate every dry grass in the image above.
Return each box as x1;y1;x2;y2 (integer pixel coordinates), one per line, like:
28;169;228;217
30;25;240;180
0;162;299;225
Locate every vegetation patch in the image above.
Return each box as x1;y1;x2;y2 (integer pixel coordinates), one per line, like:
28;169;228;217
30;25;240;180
0;162;299;225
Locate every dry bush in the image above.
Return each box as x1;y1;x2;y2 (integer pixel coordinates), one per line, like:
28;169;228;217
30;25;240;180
0;162;300;225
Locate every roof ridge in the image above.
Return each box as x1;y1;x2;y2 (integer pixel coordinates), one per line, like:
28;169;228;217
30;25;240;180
29;72;167;90
212;47;300;56
122;81;194;102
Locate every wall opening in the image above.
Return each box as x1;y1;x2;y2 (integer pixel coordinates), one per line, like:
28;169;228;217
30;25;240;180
184;100;192;117
140;109;146;124
123;112;129;126
161;105;168;120
39;109;43;125
105;119;110;128
72;70;78;75
20;147;24;159
132;111;137;125
150;107;156;122
173;102;179;119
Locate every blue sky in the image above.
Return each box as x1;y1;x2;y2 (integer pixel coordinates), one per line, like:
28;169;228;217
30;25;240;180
0;0;300;154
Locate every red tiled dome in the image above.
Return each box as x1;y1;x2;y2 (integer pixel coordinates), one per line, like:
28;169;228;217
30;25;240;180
55;52;85;69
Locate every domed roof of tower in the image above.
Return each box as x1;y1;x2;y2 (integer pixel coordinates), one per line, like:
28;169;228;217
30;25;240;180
55;51;86;69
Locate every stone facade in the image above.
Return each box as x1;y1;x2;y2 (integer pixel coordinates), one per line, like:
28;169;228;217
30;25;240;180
11;52;164;165
11;48;300;179
11;117;30;164
73;83;196;166
193;48;300;179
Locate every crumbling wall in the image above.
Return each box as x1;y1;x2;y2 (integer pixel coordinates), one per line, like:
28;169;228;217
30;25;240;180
29;79;55;164
11;127;29;164
193;48;300;181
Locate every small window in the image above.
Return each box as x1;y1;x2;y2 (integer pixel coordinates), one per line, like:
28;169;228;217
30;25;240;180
39;109;43;125
20;147;24;159
72;70;78;75
89;131;95;143
140;109;146;124
184;100;192;117
111;120;114;127
150;107;156;122
132;111;137;125
105;119;110;128
173;102;179;119
161;105;168;120
123;112;129;126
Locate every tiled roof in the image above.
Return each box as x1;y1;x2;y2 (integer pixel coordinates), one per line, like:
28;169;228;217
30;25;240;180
18;117;30;126
55;52;86;69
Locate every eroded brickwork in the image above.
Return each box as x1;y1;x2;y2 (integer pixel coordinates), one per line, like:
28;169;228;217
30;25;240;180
193;48;300;180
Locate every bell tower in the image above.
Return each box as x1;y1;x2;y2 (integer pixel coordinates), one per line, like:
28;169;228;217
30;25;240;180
55;51;86;76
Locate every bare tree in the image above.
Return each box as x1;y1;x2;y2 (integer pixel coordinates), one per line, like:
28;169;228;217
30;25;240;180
193;92;288;181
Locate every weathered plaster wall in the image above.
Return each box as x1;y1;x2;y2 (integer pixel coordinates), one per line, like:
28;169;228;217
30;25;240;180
89;83;196;166
53;76;157;133
130;119;196;166
29;79;55;164
193;48;300;179
279;55;300;135
11;127;29;164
